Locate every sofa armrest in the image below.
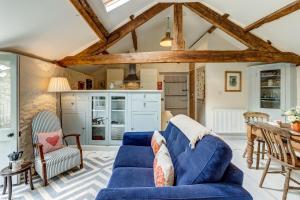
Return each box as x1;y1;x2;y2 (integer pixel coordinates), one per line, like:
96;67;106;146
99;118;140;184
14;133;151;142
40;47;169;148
122;131;154;146
221;163;244;185
96;183;252;200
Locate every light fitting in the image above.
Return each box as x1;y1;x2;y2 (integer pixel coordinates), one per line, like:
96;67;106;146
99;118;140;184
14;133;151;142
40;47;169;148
160;17;173;47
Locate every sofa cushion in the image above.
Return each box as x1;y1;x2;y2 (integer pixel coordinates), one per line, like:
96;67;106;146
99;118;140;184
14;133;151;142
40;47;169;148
113;145;154;169
153;144;174;187
164;122;232;185
107;167;155;188
151;131;166;154
175;135;232;185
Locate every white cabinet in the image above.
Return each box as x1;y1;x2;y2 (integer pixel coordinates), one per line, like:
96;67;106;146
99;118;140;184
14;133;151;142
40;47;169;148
62;113;86;145
62;91;161;146
248;63;297;121
131;112;159;131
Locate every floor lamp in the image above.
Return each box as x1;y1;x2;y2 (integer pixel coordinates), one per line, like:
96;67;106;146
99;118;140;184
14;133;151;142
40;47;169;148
47;77;71;126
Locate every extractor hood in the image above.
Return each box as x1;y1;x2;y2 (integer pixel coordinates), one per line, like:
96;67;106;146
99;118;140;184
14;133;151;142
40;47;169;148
124;64;140;83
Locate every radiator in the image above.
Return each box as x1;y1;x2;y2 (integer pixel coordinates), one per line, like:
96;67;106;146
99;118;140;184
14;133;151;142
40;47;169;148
213;109;247;134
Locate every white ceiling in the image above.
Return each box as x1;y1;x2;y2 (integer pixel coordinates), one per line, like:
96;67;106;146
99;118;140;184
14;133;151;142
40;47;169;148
0;0;299;63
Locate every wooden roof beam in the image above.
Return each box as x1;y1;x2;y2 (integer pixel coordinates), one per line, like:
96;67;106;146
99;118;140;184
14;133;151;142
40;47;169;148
172;3;185;50
73;3;173;57
245;1;300;32
70;0;108;42
58;50;300;66
185;2;278;52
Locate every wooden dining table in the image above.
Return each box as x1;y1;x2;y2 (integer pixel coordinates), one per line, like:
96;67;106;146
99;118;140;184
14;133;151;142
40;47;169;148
246;122;300;169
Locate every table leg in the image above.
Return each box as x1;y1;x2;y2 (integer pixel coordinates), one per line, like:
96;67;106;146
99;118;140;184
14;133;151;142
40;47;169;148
246;125;256;168
28;168;34;190
8;176;12;200
2;176;7;195
25;170;28;184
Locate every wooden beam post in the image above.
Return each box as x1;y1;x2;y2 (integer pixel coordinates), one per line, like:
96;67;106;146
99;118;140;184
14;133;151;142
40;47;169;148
58;50;300;66
185;2;278;52
70;0;108;42
245;0;300;32
130;15;138;51
172;3;185;50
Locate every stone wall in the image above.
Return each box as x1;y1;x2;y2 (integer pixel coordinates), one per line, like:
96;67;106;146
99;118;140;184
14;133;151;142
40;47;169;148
19;56;93;161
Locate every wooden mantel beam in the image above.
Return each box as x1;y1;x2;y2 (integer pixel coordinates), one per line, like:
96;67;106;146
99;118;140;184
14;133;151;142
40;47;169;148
172;3;185;50
130;15;138;51
58;50;300;66
70;0;108;42
245;1;300;32
75;3;172;56
185;2;278;52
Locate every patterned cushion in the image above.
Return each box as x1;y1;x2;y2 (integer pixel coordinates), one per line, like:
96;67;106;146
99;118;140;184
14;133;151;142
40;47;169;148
35;147;81;179
37;129;64;154
151;131;166;154
153;144;174;187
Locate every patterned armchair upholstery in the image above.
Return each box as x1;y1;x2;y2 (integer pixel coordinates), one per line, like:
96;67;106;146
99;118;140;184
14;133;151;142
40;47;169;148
32;111;83;186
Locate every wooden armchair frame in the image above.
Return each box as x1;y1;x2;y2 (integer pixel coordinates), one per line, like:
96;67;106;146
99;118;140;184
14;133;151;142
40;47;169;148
34;134;83;186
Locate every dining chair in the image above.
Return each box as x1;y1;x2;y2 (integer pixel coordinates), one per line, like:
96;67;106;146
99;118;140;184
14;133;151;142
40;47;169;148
31;111;83;186
256;122;300;200
243;112;270;169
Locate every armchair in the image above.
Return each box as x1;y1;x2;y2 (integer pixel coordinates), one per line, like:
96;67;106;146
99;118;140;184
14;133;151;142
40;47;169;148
32;111;83;186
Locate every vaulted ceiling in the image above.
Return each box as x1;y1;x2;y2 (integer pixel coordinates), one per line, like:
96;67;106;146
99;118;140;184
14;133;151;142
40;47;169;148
0;0;299;61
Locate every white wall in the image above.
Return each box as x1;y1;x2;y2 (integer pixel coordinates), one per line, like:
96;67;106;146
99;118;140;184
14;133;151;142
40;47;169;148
195;32;251;129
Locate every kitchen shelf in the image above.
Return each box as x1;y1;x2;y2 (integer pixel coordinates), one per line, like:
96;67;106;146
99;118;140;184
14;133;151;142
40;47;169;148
92;124;105;127
261;86;280;88
111;124;125;127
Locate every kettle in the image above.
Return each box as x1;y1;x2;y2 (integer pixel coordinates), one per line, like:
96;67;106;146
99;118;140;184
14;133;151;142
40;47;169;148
8;151;23;161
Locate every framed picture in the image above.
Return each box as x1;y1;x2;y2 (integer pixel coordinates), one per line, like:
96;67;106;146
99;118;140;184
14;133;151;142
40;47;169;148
78;81;85;90
225;71;242;92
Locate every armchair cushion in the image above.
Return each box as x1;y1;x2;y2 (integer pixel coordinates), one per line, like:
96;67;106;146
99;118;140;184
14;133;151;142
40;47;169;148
108;167;154;188
35;146;81;179
37;129;63;154
113;145;154;169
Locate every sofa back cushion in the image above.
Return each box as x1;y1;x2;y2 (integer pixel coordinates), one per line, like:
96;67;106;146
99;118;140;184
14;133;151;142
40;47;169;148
163;122;232;185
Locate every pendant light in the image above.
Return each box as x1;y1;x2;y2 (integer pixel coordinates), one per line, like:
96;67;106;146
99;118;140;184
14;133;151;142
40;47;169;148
160;17;173;47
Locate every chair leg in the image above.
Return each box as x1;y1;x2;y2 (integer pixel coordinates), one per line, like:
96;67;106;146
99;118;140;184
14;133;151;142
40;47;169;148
243;145;248;158
256;141;261;169
262;142;265;160
282;168;291;200
259;158;271;188
43;179;48;187
2;177;7;195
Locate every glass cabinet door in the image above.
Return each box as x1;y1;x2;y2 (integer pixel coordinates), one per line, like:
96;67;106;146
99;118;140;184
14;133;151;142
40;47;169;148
260;70;281;109
110;95;126;143
91;96;107;143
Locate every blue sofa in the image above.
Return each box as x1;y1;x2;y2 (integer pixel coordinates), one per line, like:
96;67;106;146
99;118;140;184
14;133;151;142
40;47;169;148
96;122;252;200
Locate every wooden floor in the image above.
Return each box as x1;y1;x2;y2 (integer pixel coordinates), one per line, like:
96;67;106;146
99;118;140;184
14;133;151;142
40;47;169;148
224;137;300;200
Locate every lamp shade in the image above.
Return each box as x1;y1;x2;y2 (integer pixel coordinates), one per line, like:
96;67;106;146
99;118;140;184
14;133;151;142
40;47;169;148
48;77;71;92
160;32;173;47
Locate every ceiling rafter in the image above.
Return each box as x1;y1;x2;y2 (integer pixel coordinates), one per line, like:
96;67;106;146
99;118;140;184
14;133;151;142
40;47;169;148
58;50;300;66
130;15;138;51
184;2;278;52
189;13;229;49
245;0;300;32
71;3;173;57
70;0;109;42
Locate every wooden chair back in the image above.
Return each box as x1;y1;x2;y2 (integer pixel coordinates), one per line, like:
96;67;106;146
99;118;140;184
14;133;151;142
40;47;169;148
243;112;270;123
254;122;298;168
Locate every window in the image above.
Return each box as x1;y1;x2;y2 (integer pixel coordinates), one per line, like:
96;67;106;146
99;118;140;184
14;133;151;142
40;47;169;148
102;0;131;12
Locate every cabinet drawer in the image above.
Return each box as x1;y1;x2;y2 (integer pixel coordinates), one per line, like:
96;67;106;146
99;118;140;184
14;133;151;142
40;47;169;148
132;100;159;111
62;93;77;112
132;93;160;101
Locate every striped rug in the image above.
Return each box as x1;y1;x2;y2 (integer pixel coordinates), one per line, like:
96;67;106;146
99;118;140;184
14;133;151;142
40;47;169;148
0;150;117;200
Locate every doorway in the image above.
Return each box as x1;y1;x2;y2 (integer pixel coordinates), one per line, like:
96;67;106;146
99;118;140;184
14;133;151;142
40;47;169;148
0;52;18;185
164;74;188;116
